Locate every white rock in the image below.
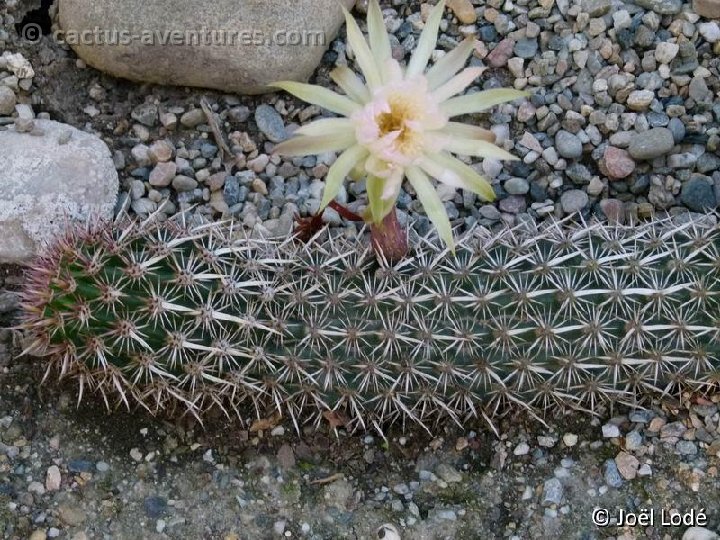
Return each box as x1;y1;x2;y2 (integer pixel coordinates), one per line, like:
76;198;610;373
0;120;118;263
1;52;34;79
682;527;719;540
655;42;679;64
45;465;61;491
698;22;720;43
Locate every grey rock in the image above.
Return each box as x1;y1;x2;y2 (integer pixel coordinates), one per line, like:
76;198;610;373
0;120;118;263
131;103;158;127
144;496;167;518
0;86;16;116
628;128;675;160
555;130;583;159
604;459;624;488
514;38;538;59
634;0;682;13
681;178;717;212
255;104;287;143
560;190;589;213
542;478;564;504
504;177;530;195
57;0;354;94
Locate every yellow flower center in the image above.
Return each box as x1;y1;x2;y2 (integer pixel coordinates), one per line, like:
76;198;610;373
375;97;422;156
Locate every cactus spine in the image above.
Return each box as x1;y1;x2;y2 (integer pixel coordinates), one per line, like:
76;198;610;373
20;216;720;432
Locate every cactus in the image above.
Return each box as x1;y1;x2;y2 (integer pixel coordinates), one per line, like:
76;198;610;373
19;215;720;433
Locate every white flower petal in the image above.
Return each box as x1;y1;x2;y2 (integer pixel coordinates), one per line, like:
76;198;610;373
342;5;383;90
425;37;476;90
442;136;520;160
407;0;447;78
439;122;496;142
406;166;454;250
320;145;369;208
272;132;356;156
431;67;485;103
441;88;530;117
330;66;371;104
419;153;496;201
295;118;355;137
272;81;361;116
368;0;392;81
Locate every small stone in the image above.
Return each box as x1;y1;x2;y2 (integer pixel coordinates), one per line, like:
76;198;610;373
58;504;86;526
448;0;477;23
487;38;515;68
513;442;530;455
149;162;177;187
0;86;16;116
563;433;578;447
144;496;168;518
626;90;654;112
676;441;698;456
277;444;295;469
600;199;625;224
682;527;719;540
148;140;174;163
698;22;720;43
560;190;589;213
29;531;46;540
435;463;462;483
542;478;563;505
635;0;682;13
131;103;158;127
514;38;538;59
180;109;206;128
603;147;635;179
45;465;61;491
681;178;717;212
628;128;674;160
614;451;639;480
159;112;177;130
655;42;679;64
602;423;620;438
555;130;583;159
604;459;624;488
689;76;711;102
504;177;529;195
172;175;198;192
255;104;287;143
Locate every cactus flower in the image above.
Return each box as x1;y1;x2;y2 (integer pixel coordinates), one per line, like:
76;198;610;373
272;0;528;248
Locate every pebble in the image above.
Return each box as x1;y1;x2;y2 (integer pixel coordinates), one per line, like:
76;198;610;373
447;0;477;24
435;463;462;483
131;103;158;127
45;465;61;491
144;496;168;518
149;162;177;187
614;452;639;480
628;128;675;160
504;178;529;195
513;442;530;455
681;178;717;212
626;90;654;112
603;459;624;488
563;433;578;447
603;147;635;179
560;190;589;213
555;130;583;159
655;42;679;64
180;109;206;128
0;86;16;115
255;104;287;143
542;478;563;505
601;423;620;438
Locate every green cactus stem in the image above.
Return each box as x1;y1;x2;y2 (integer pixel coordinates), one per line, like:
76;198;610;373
19;215;720;433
